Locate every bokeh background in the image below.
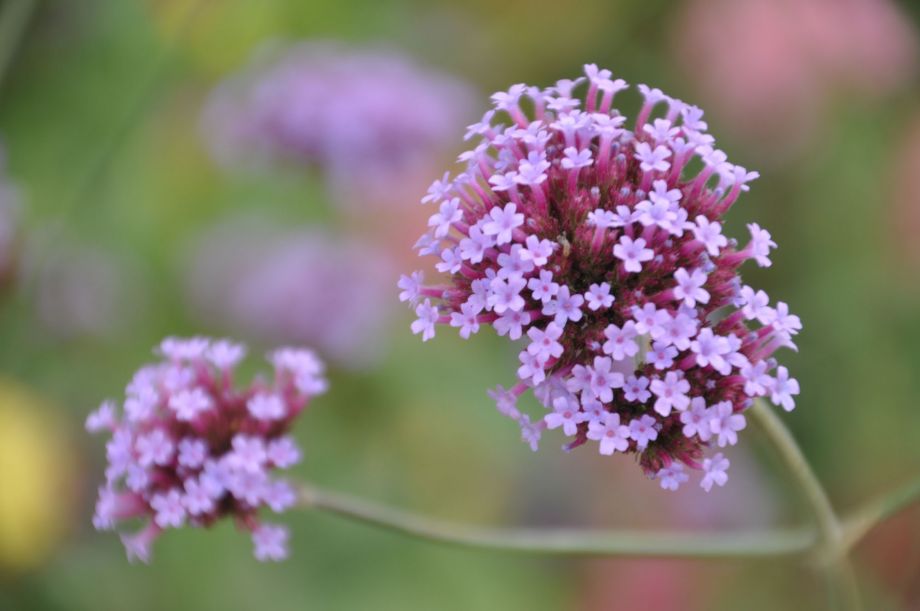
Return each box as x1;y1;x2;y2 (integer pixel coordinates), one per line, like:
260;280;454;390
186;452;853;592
1;0;919;609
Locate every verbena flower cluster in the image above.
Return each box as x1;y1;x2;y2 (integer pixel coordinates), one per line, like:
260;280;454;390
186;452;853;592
86;337;327;562
400;65;802;491
202;42;474;201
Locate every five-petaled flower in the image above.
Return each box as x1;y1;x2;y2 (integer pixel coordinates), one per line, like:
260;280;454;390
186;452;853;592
87;337;327;563
400;64;801;489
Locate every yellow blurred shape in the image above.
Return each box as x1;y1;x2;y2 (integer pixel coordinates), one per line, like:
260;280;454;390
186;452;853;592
145;0;288;73
0;378;74;572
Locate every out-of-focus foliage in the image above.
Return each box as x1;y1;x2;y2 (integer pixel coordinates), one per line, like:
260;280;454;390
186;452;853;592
0;0;918;609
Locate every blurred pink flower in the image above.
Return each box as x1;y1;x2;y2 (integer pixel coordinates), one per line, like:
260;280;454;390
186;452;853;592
185;216;396;369
87;337;326;563
24;237;145;340
674;0;918;154
0;150;21;287
0;151;141;336
201;42;476;208
581;559;711;611
861;506;920;606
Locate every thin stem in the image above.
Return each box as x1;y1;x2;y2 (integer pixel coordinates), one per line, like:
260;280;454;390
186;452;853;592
748;400;840;549
294;404;920;608
749;399;861;610
0;0;38;94
298;473;920;562
298;483;814;559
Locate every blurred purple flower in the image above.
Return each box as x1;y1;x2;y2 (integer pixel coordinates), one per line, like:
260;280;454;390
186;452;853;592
0;149;21;287
401;65;802;488
674;0;918;155
185;216;395;369
24;237;145;340
201;42;476;205
87;337;326;563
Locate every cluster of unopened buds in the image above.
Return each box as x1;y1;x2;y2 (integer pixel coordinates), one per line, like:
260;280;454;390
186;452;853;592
400;64;802;492
86;337;327;562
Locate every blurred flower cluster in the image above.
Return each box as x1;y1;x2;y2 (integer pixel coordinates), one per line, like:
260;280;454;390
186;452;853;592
185;216;395;369
675;0;918;155
187;42;476;368
0;147;21;289
201;42;475;207
87;337;326;563
24;237;145;341
0;141;142;341
401;65;801;490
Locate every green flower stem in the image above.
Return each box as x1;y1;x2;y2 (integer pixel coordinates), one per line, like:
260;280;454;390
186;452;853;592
298;474;920;561
748;400;841;553
748;400;860;610
296;403;920;608
298;482;814;559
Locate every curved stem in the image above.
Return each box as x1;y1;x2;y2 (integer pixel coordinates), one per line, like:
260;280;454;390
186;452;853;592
298;482;814;559
298;477;920;561
749;400;841;550
749;400;861;610
295;405;918;608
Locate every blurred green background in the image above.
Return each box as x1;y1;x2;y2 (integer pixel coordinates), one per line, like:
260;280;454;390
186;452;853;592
1;0;919;609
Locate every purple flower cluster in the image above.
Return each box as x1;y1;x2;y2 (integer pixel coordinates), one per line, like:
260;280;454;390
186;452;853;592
400;65;802;491
30;238;143;340
202;42;474;201
86;337;327;562
186;217;395;369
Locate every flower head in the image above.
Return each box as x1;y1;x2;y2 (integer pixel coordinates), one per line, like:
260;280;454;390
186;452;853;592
187;218;394;369
87;337;326;562
201;42;474;203
401;65;801;488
